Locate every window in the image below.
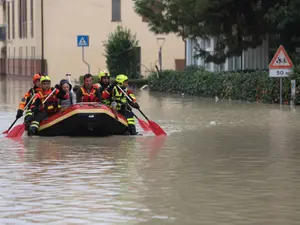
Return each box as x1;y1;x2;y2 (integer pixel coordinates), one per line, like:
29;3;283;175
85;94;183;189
112;0;121;21
30;0;33;37
18;0;21;38
19;0;27;38
24;0;27;38
12;0;15;39
7;2;10;40
31;46;35;58
19;46;23;58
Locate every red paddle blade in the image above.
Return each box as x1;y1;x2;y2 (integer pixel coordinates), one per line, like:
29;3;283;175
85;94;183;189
148;120;167;136
2;130;8;134
137;118;151;132
6;124;25;138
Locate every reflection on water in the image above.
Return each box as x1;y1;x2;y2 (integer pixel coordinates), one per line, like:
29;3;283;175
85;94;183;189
1;76;300;224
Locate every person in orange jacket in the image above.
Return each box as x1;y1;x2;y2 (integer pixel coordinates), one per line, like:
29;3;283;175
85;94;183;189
76;73;102;102
17;73;42;128
102;74;140;135
27;75;68;135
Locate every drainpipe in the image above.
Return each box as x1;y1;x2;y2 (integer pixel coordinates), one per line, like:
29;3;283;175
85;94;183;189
41;0;44;73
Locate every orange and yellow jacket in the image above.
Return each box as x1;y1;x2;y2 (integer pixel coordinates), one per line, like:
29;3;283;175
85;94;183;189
18;86;42;110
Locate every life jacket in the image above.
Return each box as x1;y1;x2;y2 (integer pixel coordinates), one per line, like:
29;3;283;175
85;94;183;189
19;86;42;110
36;88;60;114
111;87;127;111
80;85;99;102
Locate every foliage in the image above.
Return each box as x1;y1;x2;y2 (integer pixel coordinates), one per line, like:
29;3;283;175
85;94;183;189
134;0;300;64
148;66;300;105
103;25;140;78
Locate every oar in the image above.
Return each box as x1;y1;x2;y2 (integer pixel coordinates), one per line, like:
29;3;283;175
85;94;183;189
6;88;57;138
126;104;151;132
3;93;36;134
116;85;167;136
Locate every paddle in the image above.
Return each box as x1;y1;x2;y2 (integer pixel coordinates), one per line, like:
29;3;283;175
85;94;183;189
3;93;36;134
126;104;151;132
116;85;167;136
6;88;57;138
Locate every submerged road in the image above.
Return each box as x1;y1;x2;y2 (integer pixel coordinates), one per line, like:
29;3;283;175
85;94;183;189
1;75;300;224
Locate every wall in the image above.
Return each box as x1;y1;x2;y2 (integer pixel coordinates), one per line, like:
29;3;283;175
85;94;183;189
43;0;184;84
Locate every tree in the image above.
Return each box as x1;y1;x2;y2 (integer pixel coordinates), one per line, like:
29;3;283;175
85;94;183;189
264;0;300;54
134;0;300;64
103;25;140;78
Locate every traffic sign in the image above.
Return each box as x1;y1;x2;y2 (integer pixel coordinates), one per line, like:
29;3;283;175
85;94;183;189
77;35;89;47
269;45;293;69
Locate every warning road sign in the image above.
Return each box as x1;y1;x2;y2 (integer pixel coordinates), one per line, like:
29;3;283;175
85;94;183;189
269;45;293;69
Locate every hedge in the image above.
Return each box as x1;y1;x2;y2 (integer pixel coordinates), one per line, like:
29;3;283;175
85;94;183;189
148;65;300;105
78;75;148;87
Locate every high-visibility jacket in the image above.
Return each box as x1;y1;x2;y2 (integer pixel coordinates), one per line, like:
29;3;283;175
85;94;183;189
30;88;68;115
19;86;42;110
102;86;137;111
76;85;101;102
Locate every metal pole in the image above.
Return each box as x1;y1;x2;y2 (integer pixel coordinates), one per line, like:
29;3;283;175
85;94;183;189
159;47;162;72
82;46;90;73
280;77;283;106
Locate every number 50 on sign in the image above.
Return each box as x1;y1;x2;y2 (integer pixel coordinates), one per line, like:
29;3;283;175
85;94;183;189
269;69;291;77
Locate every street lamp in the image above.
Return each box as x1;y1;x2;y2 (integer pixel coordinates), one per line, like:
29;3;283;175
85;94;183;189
156;37;165;72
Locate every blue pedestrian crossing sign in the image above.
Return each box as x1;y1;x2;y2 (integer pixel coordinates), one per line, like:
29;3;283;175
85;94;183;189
77;35;89;47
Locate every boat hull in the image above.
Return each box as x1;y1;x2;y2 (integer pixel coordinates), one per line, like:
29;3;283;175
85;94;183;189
35;103;128;137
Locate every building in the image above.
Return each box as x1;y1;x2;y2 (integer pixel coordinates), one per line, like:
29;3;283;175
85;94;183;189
186;36;273;72
0;0;185;83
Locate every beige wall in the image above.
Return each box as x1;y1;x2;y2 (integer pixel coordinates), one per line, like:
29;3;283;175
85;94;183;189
4;0;184;84
43;0;184;84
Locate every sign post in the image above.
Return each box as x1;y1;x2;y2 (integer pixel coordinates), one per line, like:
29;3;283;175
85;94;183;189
291;79;296;106
268;45;293;105
77;35;90;73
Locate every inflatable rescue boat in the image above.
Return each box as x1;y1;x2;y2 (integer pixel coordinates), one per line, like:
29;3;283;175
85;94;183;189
35;102;128;136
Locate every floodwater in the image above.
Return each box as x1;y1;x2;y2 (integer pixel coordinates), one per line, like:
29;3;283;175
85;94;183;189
1;75;300;224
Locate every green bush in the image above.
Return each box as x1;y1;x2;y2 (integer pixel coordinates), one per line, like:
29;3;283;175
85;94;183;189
103;25;140;79
79;75;148;87
148;65;300;104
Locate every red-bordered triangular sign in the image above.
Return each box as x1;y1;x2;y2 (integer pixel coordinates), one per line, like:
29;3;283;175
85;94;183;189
269;45;293;69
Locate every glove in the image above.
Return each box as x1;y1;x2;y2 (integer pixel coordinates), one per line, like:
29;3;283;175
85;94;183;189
132;102;140;109
55;84;61;90
16;109;23;119
107;81;118;92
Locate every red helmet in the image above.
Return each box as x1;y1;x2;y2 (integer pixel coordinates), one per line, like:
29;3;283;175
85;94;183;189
32;73;41;84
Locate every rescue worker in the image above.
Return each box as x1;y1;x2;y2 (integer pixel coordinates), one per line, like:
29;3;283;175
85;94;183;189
102;74;140;135
59;79;76;109
27;75;68;135
76;73;102;102
95;70;111;106
17;73;42;129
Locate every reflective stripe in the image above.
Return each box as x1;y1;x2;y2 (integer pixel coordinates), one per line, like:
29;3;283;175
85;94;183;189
81;87;98;102
25;110;33;116
31;121;39;125
127;118;135;125
30;121;40;128
112;87;127;110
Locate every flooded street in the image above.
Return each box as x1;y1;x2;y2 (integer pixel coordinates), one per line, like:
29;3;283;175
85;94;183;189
1;76;300;224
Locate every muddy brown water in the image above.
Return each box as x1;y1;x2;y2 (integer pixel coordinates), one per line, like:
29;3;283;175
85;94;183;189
0;76;300;224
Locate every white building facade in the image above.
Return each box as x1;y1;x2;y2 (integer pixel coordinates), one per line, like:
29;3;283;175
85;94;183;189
186;36;270;72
